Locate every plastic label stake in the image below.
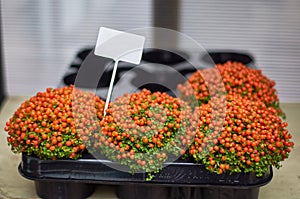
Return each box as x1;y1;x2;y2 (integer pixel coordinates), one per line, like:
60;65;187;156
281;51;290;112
94;27;145;115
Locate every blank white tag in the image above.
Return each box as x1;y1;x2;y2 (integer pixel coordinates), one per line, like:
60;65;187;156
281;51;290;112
94;27;145;64
94;27;145;115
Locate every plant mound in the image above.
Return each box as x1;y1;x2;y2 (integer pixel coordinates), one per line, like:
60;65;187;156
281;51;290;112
178;61;284;117
188;94;293;176
91;88;195;178
5;85;105;159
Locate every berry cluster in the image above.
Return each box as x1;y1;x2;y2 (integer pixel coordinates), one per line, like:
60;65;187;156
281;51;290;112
189;94;293;176
178;61;293;176
178;61;284;117
90;89;195;179
4;85;105;159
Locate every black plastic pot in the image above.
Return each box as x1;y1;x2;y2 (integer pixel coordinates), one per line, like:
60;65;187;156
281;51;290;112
63;71;121;88
77;48;93;61
116;185;260;199
142;49;189;65
34;181;95;199
19;153;272;199
201;50;255;67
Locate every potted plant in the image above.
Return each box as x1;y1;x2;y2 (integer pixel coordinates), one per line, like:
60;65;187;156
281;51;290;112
3;61;294;199
86;88;196;180
4;85;106;160
177;61;293;177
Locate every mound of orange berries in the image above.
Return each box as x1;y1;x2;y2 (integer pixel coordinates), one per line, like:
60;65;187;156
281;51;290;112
188;94;293;176
91;88;195;178
4;85;105;160
178;61;284;117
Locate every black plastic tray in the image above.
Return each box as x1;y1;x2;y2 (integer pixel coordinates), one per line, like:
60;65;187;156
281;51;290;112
19;153;273;199
21;48;267;199
61;48;256;100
